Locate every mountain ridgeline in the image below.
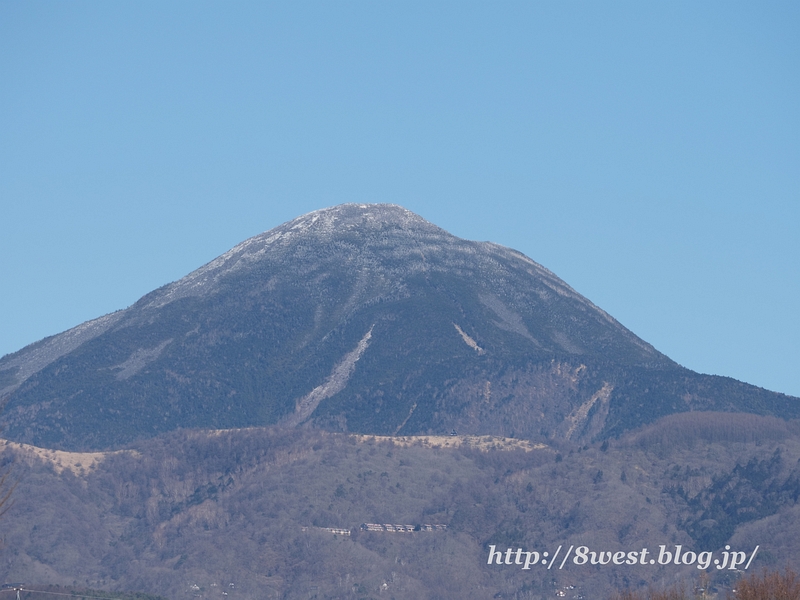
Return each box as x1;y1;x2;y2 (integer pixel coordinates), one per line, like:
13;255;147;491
1;204;798;450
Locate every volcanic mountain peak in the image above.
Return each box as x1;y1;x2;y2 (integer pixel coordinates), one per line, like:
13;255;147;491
281;203;442;236
143;204;442;309
2;203;797;451
147;203;596;317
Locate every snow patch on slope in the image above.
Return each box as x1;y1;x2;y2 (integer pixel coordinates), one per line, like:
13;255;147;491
285;325;375;427
112;339;172;380
563;382;614;440
453;323;484;354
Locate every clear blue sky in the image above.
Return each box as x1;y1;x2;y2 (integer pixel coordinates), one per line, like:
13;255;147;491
1;2;798;396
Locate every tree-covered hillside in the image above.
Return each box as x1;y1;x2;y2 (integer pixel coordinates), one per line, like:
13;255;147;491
1;415;799;599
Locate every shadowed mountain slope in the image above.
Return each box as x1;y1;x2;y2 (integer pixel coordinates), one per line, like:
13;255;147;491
1;204;797;450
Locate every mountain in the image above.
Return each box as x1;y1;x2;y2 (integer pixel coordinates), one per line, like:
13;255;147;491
2;204;800;599
1;204;798;450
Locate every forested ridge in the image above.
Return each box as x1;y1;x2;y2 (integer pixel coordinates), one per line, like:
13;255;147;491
1;413;799;599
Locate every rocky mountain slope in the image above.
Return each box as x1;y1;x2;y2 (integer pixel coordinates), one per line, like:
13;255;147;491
1;204;798;450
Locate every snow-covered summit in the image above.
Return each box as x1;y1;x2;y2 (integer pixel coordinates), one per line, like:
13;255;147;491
142;204;451;309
